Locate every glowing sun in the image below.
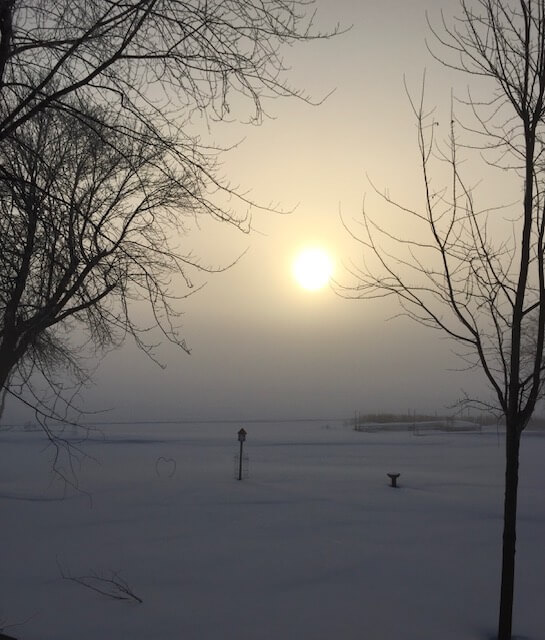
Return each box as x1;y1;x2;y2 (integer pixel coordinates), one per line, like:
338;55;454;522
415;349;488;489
292;247;333;291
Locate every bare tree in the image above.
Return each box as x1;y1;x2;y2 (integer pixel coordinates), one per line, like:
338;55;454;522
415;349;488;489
0;1;339;417
343;2;545;639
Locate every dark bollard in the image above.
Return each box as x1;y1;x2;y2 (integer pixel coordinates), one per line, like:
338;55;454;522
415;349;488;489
387;472;400;488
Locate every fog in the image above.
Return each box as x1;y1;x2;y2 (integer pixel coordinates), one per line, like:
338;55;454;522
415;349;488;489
3;0;503;425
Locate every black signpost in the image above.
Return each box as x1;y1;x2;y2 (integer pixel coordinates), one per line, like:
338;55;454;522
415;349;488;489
237;428;247;481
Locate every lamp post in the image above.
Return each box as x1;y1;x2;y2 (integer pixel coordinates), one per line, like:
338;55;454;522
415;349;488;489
237;428;247;481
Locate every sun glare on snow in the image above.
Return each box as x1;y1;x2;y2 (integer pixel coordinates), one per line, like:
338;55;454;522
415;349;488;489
292;247;333;291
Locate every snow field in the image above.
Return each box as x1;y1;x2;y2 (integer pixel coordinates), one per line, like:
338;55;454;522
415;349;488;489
1;421;544;640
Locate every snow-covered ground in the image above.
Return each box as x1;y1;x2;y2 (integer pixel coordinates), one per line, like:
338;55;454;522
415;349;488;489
1;421;544;640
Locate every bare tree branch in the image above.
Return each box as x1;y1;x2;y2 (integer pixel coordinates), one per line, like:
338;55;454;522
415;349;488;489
58;560;143;604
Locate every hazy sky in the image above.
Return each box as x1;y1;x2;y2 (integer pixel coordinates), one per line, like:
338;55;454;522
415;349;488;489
7;0;507;423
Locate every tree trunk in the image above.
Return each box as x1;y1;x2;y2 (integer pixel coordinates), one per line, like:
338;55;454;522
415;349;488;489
0;336;21;422
497;423;521;640
0;363;11;423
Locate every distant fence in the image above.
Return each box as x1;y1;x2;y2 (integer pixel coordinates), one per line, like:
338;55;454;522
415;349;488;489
354;420;483;435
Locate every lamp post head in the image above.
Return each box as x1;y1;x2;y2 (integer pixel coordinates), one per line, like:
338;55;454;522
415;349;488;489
238;428;247;442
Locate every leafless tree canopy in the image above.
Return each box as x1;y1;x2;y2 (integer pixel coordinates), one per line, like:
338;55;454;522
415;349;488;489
0;1;338;419
0;106;196;395
0;1;334;137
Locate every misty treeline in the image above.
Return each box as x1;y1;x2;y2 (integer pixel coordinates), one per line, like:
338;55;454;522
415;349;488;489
0;0;338;424
343;1;545;638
